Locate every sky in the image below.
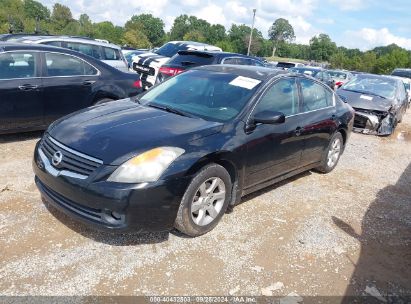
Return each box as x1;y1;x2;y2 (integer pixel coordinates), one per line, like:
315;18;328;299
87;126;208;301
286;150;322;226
40;0;411;50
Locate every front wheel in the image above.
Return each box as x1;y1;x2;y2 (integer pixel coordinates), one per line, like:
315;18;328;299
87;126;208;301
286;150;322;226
316;132;343;173
174;164;232;237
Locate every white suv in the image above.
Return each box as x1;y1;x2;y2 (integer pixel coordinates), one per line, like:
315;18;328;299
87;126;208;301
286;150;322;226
14;36;129;72
132;41;222;89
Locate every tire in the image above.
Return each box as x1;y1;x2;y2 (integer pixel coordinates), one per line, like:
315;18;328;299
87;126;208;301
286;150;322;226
174;164;232;237
93;98;114;105
315;132;344;174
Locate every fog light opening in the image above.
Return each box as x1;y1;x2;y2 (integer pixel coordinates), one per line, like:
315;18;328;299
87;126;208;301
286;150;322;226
111;211;123;221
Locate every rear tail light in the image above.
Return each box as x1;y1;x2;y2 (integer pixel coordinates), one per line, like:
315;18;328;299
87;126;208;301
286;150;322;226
159;67;184;76
335;81;343;87
133;80;142;88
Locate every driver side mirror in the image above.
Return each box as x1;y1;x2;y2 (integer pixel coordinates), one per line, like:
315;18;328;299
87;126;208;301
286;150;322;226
252;111;286;125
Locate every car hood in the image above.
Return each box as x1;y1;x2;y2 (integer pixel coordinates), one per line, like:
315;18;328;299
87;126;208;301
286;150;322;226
48;99;223;165
337;89;393;112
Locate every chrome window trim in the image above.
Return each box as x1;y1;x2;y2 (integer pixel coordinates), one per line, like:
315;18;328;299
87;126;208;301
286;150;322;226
0;50;101;80
48;136;103;164
38;148;88;180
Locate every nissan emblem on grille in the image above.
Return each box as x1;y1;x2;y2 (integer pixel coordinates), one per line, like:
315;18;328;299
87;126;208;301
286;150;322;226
51;151;63;166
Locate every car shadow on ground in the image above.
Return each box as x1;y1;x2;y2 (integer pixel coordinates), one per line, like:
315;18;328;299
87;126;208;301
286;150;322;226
333;163;411;303
0;130;43;143
43;200;170;245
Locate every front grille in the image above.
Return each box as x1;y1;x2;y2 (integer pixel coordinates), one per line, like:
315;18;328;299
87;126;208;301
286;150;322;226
40;135;103;177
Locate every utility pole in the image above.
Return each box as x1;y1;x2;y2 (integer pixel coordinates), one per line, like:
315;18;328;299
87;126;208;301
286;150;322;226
247;9;256;56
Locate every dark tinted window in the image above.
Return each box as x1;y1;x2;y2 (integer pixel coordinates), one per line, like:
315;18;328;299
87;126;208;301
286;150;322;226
392;69;411;79
45;53;98;76
250;59;265;67
301;79;333;111
43;41;62;47
66;42;102;59
0;52;36;79
155;43;189;57
222;57;249;65
254;78;299;116
277;62;295;69
168;53;215;67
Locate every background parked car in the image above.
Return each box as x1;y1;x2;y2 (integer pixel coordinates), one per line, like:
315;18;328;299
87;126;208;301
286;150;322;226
12;35;129;73
391;68;411;79
123;50;149;69
156;50;265;83
276;61;304;70
289;67;335;90
0;43;142;134
33;65;353;237
328;70;354;88
132;41;222;89
337;74;408;135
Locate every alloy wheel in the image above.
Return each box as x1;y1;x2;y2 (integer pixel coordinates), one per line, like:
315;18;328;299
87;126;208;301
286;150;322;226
327;137;341;168
190;177;226;226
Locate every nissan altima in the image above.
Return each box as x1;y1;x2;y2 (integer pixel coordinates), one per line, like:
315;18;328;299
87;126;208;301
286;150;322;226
33;65;354;237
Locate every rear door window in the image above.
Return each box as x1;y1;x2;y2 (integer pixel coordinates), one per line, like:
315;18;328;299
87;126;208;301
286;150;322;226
45;53;98;77
66;42;102;59
0;52;36;79
300;79;333;112
103;47;121;60
43;41;62;47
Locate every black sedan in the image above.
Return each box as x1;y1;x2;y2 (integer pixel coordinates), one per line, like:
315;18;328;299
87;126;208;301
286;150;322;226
156;50;265;84
0;43;142;134
337;74;408;135
33;65;354;237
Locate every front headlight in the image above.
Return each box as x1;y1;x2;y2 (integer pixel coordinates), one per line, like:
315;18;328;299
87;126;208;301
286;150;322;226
107;147;185;183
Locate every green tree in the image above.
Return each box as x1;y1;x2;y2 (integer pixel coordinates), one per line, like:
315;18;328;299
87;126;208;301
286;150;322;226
79;13;94;37
183;30;206;43
169;15;211;42
122;29;151;48
205;24;226;44
124;14;165;46
94;21;123;44
23;0;50;21
268;18;295;57
309;33;337;61
51;3;72;33
228;24;261;54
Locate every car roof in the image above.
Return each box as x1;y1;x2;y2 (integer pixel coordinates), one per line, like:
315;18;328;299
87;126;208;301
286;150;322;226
11;36;121;49
176;50;262;60
193;64;287;80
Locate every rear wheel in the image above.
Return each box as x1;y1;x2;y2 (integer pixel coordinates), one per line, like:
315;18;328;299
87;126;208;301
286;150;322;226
174;164;232;237
316;132;343;173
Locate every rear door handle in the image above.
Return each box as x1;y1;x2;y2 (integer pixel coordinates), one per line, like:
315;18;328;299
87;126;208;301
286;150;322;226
295;127;302;136
18;84;38;91
83;80;96;86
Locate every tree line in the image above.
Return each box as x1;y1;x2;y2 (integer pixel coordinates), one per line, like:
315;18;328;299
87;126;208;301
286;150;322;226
1;0;411;74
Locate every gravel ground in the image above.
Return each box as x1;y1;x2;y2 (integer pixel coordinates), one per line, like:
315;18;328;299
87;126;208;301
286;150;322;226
0;112;410;300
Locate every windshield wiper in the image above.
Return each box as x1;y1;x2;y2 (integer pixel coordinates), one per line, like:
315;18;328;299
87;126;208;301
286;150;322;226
148;103;193;118
342;88;387;100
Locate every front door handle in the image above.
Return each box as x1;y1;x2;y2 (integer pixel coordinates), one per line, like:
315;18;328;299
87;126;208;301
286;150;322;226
295;127;302;136
18;84;38;91
82;80;96;86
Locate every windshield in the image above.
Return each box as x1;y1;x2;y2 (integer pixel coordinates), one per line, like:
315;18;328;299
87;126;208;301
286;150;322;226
140;70;262;122
341;76;397;100
289;68;320;76
155;43;189;57
329;71;348;80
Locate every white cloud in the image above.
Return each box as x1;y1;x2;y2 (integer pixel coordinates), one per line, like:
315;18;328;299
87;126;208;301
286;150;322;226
329;0;367;11
342;27;411;50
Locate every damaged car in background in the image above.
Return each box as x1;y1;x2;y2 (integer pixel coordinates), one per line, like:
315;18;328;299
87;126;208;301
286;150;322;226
337;74;408;135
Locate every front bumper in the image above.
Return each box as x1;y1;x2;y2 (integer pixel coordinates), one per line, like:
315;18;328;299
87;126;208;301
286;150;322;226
353;109;394;136
33;143;191;233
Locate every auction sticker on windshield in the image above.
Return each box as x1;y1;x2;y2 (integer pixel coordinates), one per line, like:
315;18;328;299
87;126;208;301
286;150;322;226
229;76;261;90
360;95;373;101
